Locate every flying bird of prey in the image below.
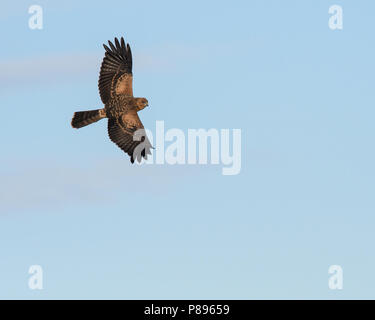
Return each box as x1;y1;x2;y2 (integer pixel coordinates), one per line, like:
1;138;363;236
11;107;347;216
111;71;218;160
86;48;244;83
71;37;152;163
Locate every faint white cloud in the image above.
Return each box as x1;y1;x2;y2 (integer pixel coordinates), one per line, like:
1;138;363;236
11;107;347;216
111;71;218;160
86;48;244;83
0;157;202;213
0;50;175;88
0;53;99;86
0;41;225;88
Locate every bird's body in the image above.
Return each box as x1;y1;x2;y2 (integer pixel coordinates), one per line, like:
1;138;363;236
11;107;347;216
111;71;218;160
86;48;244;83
71;37;152;163
106;95;138;118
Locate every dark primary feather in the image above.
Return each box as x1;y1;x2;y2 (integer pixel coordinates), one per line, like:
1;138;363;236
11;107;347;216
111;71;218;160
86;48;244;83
98;37;133;104
107;117;152;163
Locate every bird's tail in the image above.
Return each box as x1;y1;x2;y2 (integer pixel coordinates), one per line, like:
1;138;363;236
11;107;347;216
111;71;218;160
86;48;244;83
71;109;106;129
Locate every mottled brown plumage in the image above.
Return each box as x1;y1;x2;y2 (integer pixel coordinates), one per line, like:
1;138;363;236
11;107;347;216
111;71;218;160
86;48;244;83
71;36;152;163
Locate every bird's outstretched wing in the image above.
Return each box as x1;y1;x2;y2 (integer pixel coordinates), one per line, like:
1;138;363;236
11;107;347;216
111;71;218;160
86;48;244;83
99;37;133;104
107;110;152;163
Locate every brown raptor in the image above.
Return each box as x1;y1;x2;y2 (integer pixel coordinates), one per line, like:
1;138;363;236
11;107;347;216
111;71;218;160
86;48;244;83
71;37;152;163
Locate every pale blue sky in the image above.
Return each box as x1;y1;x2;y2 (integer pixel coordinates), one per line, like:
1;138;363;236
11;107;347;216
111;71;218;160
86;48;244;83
1;0;375;299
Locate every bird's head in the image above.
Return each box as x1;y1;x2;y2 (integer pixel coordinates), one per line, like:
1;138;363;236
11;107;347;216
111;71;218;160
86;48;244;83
135;98;149;111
